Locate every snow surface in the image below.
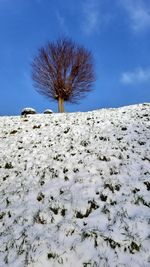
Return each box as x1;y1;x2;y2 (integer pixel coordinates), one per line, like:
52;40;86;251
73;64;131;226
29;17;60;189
0;103;150;267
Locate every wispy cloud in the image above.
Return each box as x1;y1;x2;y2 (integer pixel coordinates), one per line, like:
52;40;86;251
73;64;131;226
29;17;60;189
82;0;100;35
121;67;150;84
56;11;69;35
81;0;113;36
120;0;150;32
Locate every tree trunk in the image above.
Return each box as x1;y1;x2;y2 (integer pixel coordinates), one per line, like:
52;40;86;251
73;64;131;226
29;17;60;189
58;97;64;113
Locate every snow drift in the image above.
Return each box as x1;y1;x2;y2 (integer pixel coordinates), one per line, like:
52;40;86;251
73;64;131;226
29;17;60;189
0;103;150;267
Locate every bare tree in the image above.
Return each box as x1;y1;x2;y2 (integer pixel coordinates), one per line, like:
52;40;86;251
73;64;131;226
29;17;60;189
31;37;95;112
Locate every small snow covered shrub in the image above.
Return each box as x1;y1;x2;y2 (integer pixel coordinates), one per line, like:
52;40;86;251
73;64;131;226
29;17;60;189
43;109;53;114
21;108;37;116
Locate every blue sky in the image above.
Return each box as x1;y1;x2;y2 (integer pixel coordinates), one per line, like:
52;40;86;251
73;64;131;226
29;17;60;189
0;0;150;115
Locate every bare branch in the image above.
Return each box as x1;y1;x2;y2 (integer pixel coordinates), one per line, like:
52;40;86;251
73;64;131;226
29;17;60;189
31;37;95;111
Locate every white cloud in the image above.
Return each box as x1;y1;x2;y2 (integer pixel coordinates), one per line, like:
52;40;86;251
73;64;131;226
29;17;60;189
56;11;69;35
120;0;150;32
82;0;100;35
121;67;150;84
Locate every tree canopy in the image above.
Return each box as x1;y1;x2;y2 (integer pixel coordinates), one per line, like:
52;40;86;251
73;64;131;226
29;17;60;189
32;37;95;112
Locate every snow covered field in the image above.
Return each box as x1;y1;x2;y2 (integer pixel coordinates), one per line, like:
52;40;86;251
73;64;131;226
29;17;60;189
0;103;150;267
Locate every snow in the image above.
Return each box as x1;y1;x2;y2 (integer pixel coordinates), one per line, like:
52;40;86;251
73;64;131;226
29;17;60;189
43;109;53;114
0;103;150;267
21;108;37;115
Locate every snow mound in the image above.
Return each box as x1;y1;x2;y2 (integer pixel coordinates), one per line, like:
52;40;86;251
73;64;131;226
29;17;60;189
21;108;37;116
43;109;53;114
0;103;150;267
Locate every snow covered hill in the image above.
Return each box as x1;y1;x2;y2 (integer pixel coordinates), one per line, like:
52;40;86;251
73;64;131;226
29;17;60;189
0;103;150;267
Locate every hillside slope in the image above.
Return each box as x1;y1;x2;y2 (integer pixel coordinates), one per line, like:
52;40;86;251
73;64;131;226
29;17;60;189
0;103;150;267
